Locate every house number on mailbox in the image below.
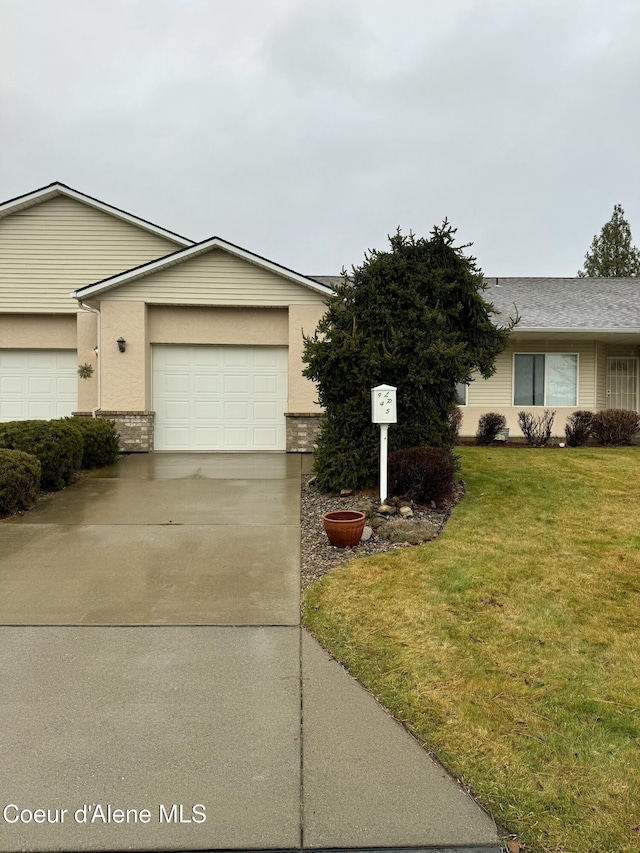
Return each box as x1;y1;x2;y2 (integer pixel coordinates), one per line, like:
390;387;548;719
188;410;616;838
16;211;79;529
371;384;397;501
371;385;397;424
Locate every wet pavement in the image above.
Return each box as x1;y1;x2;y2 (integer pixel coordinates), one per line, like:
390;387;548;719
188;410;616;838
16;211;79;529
0;453;501;852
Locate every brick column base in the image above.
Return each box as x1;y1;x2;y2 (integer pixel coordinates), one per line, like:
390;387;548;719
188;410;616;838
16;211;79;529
285;412;325;453
73;411;155;452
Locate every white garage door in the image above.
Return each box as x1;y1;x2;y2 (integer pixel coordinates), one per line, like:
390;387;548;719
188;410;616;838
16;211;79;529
0;350;77;421
153;345;288;451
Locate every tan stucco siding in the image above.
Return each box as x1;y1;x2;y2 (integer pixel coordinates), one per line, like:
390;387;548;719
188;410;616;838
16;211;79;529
99;301;148;410
0;195;178;313
288;304;326;413
76;311;99;411
100;249;329;306
148;306;288;345
0;314;77;348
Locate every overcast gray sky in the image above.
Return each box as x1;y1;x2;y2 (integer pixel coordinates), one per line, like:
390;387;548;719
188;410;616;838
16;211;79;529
1;0;639;277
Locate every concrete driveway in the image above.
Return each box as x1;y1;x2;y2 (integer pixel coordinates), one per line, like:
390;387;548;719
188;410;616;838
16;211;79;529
0;453;500;852
0;453;301;625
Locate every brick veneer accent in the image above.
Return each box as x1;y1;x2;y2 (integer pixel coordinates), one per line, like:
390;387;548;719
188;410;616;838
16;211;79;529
73;411;155;452
285;412;325;453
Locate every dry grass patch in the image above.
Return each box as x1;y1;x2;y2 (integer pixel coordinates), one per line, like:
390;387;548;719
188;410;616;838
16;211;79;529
304;447;640;853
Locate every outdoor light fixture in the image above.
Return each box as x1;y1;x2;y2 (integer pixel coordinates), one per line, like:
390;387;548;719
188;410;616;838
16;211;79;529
93;346;99;357
117;337;126;353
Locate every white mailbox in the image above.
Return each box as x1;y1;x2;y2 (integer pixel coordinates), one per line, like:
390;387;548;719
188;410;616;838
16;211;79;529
371;384;397;424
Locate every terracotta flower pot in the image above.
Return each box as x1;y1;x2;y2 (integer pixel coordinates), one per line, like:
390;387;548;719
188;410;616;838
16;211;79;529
322;510;366;548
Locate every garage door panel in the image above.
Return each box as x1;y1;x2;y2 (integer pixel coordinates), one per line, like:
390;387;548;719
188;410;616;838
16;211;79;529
56;376;77;395
29;377;55;395
1;376;25;395
194;375;220;394
194;348;222;368
0;402;24;420
164;427;191;447
194;401;221;419
224;374;249;395
223;349;250;368
163;374;190;394
153;345;287;451
0;350;77;422
223;427;249;446
254;401;278;420
164;401;189;419
224;401;249;420
253;375;279;395
253;348;282;368
194;427;221;446
253;427;279;447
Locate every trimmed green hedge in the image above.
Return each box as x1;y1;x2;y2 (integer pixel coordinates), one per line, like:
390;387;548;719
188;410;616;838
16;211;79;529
0;448;42;516
0;420;84;491
64;418;120;468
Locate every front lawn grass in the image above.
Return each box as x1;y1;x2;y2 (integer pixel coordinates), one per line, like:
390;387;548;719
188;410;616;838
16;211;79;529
303;446;640;853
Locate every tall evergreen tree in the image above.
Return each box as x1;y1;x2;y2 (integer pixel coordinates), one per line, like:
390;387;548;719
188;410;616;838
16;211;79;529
577;204;640;277
302;223;517;492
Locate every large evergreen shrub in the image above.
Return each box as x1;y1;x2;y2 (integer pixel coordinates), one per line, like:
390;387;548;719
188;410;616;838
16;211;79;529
0;420;83;491
303;224;516;492
65;418;120;468
0;449;41;516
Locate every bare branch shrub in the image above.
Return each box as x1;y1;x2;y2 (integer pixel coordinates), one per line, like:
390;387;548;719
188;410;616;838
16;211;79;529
518;410;555;447
592;409;640;446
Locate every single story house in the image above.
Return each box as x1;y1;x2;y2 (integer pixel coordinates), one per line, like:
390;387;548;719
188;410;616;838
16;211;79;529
1;182;638;451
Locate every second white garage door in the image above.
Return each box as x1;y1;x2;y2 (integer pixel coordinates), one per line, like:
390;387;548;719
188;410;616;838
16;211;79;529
0;350;77;421
153;345;288;451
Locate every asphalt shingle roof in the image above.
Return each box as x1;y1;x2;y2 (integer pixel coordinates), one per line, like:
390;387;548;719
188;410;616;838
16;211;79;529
308;276;640;331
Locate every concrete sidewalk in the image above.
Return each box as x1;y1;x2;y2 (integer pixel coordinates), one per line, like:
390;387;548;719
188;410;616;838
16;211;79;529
0;453;501;852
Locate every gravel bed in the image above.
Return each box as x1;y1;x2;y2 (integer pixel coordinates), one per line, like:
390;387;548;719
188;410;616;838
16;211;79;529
300;475;463;588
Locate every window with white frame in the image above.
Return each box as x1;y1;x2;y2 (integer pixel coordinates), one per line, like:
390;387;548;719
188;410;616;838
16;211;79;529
514;354;577;406
455;382;468;406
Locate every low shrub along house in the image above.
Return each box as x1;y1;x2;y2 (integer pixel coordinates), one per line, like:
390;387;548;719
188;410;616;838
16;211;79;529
1;182;638;450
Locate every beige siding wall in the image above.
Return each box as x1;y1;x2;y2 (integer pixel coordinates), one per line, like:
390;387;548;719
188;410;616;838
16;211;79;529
607;344;640;357
101;249;329;306
0;313;76;347
460;338;598;438
0;195;179;313
595;342;608;410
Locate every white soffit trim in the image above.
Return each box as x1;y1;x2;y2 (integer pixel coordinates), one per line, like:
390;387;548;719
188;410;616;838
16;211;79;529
71;236;334;299
0;182;194;247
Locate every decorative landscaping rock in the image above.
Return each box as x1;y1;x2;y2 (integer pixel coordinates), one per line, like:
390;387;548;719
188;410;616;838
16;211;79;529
300;477;464;588
399;506;414;518
377;519;439;544
377;504;397;515
352;498;377;518
360;526;373;542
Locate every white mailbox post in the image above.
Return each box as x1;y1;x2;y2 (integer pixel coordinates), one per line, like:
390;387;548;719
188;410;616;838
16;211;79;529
371;384;397;503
